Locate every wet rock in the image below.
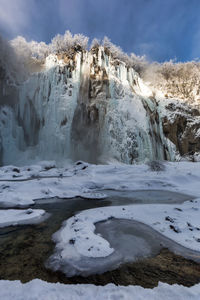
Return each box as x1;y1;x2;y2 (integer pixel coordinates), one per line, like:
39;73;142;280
88;246;93;252
69;239;75;245
169;225;181;233
60;116;68;127
75;161;83;165
81;166;88;170
44;165;56;171
147;161;166;172
165;216;175;223
12;168;20;173
174;207;182;211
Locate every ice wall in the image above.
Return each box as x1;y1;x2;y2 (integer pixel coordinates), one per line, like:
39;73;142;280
71;47;175;163
0;47;175;165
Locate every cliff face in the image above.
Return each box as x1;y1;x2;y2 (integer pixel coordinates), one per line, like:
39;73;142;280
0;47;199;165
161;100;200;158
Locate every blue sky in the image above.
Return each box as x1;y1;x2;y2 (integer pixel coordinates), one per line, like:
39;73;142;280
0;0;200;62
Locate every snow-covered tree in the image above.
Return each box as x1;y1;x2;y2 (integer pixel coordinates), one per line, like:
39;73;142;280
73;33;89;50
103;36;132;66
90;38;100;49
50;30;89;53
0;35;27;83
50;34;65;53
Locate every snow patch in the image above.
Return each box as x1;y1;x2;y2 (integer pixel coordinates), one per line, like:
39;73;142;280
0;279;199;300
0;161;199;207
0;209;47;227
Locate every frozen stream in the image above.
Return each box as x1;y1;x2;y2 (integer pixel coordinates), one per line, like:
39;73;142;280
0;189;197;280
95;189;192;205
94;219;200;274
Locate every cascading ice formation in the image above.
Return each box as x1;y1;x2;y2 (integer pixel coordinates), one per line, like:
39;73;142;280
0;46;177;165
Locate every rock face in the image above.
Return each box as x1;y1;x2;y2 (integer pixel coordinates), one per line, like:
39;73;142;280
161;101;200;158
0;46;199;165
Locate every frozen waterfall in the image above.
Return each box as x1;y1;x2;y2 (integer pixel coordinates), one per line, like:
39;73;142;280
0;47;175;165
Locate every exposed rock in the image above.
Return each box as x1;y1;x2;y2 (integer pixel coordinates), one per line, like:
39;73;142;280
147;160;166;172
162;102;200;157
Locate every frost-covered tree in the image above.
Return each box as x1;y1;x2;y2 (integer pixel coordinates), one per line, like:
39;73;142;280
11;36;32;64
2;29;200;101
130;53;148;74
29;41;49;59
50;34;65;53
11;36;49;61
0;35;27;83
63;30;73;50
11;36;48;75
90;38;100;49
50;30;89;53
73;33;89;50
103;36;132;66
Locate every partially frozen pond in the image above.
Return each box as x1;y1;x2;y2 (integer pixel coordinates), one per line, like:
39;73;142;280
97;189;193;205
95;219;200;273
0;189;197;281
49;216;200;277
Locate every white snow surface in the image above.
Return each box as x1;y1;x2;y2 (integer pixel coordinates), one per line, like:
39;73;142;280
0;279;200;300
0;161;199;207
0;209;47;227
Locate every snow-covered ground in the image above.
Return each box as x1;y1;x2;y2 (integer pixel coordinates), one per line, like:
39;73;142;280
0;160;199;207
0;279;200;300
0;209;47;227
1;160;200;298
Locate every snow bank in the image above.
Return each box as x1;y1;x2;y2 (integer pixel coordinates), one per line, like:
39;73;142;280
0;209;47;227
0;161;199;207
0;160;66;180
0;279;200;300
